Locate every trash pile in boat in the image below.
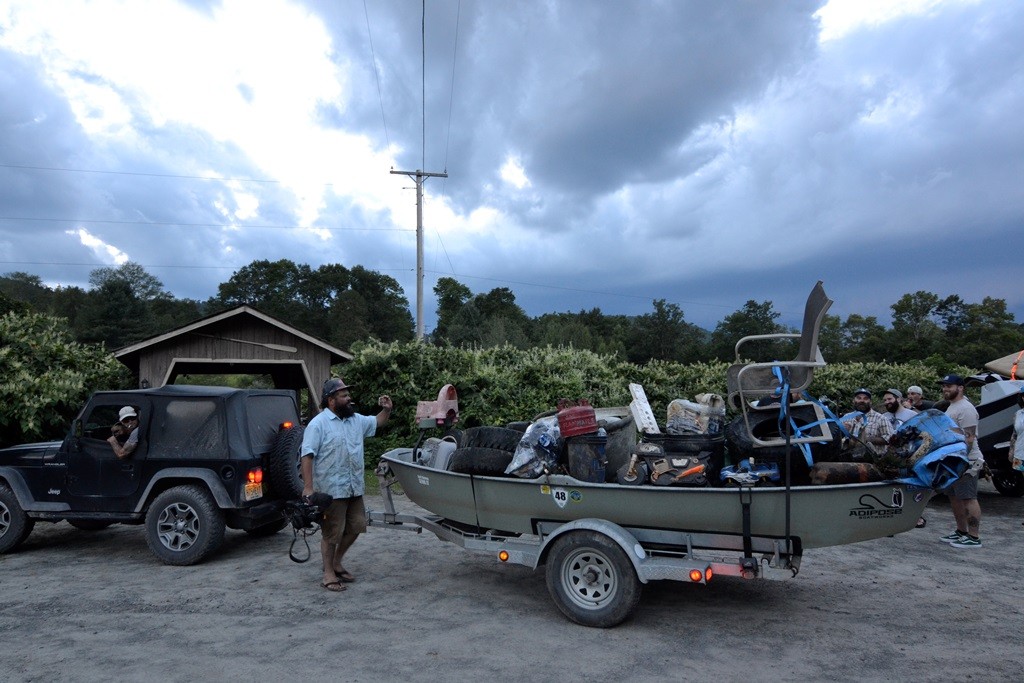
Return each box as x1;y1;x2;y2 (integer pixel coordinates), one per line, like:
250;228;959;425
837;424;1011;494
409;384;968;490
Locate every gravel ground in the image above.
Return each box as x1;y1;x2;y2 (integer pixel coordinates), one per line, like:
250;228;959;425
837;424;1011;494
1;480;1021;683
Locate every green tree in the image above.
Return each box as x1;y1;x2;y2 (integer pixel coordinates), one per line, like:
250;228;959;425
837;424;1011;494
938;295;1024;368
0;311;131;447
709;300;785;361
625;299;706;364
888;291;943;361
0;271;53;311
77;279;154;349
88;262;170;301
432;277;473;343
836;314;888;362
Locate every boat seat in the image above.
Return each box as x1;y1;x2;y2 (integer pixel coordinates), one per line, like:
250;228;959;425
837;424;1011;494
726;281;834;449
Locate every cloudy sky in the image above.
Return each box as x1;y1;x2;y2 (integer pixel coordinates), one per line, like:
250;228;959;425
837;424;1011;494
1;0;1021;333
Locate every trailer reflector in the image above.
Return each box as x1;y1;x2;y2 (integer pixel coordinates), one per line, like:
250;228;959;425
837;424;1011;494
498;550;510;562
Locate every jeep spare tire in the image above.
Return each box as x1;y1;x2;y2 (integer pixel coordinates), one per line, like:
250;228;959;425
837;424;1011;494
265;425;305;499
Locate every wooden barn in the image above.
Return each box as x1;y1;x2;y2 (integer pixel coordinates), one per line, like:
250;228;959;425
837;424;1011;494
113;305;351;415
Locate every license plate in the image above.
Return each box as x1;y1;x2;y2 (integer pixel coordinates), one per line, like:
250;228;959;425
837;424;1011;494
244;482;263;501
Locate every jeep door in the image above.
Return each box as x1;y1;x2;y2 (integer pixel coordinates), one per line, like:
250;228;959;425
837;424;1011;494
67;398;150;507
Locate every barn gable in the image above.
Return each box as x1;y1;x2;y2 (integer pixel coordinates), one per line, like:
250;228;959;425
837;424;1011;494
114;305;351;414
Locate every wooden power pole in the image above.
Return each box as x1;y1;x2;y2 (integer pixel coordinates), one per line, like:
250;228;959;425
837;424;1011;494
390;168;447;341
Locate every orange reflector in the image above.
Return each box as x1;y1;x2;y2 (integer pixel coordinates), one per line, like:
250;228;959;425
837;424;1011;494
248;468;263;484
498;550;510;562
281;421;294;429
689;569;703;582
705;567;713;582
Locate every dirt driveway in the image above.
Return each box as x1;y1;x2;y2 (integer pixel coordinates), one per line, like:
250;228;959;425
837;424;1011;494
1;481;1022;683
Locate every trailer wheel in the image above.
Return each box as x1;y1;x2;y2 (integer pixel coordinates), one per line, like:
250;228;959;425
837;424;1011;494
448;447;513;475
545;530;642;628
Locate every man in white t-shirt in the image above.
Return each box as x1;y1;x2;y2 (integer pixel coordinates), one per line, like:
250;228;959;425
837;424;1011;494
936;374;983;549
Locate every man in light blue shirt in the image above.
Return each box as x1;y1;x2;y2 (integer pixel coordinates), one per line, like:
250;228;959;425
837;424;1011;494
301;377;392;592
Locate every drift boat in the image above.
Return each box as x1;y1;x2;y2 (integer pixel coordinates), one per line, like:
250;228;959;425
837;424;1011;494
380;447;932;549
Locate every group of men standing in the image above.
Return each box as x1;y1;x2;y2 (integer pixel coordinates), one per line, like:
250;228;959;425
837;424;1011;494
839;374;984;549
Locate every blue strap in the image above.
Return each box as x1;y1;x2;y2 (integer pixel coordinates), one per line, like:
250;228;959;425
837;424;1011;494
772;367;814;468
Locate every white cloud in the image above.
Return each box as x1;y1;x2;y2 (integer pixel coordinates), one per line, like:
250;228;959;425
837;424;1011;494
67;227;128;264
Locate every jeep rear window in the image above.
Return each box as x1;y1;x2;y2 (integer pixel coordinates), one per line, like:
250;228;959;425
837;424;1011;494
246;395;299;455
148;399;226;460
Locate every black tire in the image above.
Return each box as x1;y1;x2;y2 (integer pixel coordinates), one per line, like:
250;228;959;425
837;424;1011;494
505;421;530;433
991;469;1024;497
460;426;524;453
265;425;305;499
245;516;288;536
448;447;514;476
545;530;642;628
726;406;842;464
0;484;34;554
67;520;113;531
145;485;226;566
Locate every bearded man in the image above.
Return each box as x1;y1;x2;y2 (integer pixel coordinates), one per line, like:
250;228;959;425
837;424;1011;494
301;377;393;592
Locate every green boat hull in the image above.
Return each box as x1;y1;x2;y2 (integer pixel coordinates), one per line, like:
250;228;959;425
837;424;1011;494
382;448;933;549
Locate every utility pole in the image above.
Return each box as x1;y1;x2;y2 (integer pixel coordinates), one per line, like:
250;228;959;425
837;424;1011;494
391;168;447;341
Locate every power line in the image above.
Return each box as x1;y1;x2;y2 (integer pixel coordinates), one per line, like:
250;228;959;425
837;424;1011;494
363;0;390;152
0;163;295;185
0;216;412;232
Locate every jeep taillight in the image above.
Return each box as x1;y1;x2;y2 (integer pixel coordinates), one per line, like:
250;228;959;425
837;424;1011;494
247;468;264;484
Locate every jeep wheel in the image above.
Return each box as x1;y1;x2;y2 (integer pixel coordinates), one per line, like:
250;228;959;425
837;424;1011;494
0;484;34;554
145;485;225;566
991;468;1024;497
265;425;305;499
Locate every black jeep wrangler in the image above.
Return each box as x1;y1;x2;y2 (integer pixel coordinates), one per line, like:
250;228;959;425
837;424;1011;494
0;385;305;565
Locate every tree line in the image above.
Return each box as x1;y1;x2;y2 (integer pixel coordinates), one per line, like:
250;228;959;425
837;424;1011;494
3;262;1022;370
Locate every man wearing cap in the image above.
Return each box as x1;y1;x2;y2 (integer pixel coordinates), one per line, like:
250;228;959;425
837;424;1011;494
905;386;935;411
936;374;984;549
300;377;393;592
107;406;140;460
839;389;894;458
882;389;918;430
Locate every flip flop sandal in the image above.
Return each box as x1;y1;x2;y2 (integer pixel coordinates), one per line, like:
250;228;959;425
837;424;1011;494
333;569;356;583
322;580;347;592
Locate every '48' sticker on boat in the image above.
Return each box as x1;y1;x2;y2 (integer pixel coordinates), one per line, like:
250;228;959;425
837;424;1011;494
543;486;582;508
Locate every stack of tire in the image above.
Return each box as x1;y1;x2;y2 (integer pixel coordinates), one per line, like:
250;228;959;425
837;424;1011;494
448;426;525;476
725;405;843;485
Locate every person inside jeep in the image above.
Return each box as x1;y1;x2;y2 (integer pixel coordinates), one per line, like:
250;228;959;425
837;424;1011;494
107;406;140;459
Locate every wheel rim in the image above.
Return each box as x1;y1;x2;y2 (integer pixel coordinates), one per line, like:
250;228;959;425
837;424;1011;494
559;546;619;611
155;502;201;552
0;502;11;537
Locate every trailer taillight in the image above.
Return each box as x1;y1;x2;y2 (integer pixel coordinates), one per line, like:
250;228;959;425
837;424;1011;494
705;567;713;582
247;468;264;484
498;550;510;562
689;569;703;582
281;421;294;429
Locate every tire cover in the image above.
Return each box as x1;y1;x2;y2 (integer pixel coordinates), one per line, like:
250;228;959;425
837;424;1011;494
265;425;305;499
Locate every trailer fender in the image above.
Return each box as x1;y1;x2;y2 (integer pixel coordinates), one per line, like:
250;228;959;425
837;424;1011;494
536;518;647;581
